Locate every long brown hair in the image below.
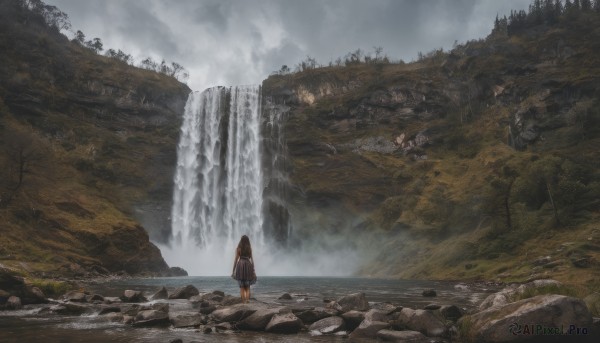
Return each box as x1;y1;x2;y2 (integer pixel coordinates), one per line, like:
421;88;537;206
237;235;252;257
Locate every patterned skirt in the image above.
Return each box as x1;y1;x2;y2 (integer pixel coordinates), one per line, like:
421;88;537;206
234;257;256;287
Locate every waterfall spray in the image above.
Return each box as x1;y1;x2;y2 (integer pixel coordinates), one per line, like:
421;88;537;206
160;85;362;276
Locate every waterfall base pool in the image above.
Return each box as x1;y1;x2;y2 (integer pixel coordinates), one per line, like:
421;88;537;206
0;277;499;343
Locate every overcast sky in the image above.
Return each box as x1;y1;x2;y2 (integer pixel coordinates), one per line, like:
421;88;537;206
47;0;530;92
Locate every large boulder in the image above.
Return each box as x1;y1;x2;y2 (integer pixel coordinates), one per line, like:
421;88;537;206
364;309;388;322
237;307;282;331
460;294;592;343
211;303;266;322
341;310;366;331
348;317;390;339
23;286;48;304
308;316;345;334
169;311;204;328
168;285;199;299
295;307;337;324
265;313;304;334
133;309;169;327
121;290;147;303
337;292;370;312
371;303;401;315
377;329;430;342
479;280;562;311
394;308;447;337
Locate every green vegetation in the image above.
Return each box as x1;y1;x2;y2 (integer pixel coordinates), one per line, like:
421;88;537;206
0;0;187;277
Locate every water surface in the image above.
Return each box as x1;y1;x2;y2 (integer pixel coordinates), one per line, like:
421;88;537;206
0;277;498;343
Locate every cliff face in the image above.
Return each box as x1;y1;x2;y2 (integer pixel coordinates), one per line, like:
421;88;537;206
0;1;190;277
262;13;600;284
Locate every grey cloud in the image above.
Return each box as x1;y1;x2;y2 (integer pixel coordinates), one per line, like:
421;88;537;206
47;0;531;91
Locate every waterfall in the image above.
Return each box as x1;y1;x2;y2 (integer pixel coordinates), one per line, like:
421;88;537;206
166;85;265;275
161;84;360;276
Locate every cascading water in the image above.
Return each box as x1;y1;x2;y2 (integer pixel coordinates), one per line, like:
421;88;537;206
161;84;363;276
165;85;265;275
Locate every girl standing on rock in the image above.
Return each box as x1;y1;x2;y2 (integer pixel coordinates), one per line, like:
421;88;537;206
232;235;257;303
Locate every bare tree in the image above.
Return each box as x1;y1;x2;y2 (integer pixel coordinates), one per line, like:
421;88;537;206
0;128;48;207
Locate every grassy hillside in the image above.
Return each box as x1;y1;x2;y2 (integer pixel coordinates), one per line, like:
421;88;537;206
0;0;190;277
263;7;600;292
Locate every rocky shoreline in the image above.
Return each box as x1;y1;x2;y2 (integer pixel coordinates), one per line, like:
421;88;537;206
1;271;599;342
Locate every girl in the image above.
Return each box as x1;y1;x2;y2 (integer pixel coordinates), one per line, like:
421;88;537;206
231;235;257;302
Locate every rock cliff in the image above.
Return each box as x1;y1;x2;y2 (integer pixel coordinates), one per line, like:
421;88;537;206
0;1;190;277
262;10;600;285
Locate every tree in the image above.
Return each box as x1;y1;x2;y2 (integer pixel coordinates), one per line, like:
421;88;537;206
0;128;47;207
74;30;85;45
86;38;103;53
40;4;71;32
373;46;383;61
278;65;290;75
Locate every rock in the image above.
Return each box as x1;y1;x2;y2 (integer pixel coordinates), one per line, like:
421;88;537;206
515;279;562;295
584;293;600;316
265;313;303;334
98;306;121;315
371;302;400;315
308;316;345;334
133;309;169;327
237;307;282;331
211;303;266;322
203;326;213;334
376;329;429;342
169;339;183;343
196;293;223;303
167;266;188;276
123;315;135;324
341;310;366;331
103;297;121;304
104;312;124;322
121;290;147;303
295;307;337;324
221;295;244;306
51;303;89;315
440;305;464;321
325;301;343;312
364;309;388;322
279;293;292;300
63;291;88;303
86;294;104;303
424;304;441;310
150;286;169;300
337;292;369;312
348;317;390;339
422;289;437;297
121;304;141;316
199;304;217;314
461;294;592;343
394;308;447;337
170;311;204;328
212;290;225;297
168;285;199;299
479;279;562;311
215;322;233;331
26;286;48;304
6;296;22;310
150;302;169;313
